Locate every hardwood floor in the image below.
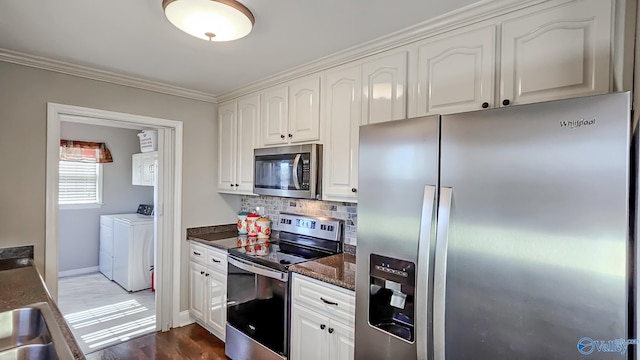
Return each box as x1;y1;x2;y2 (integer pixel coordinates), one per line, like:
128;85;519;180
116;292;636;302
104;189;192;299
85;324;227;360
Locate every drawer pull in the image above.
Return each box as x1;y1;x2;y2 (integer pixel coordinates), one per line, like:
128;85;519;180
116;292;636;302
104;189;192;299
320;297;338;306
193;251;201;256
211;258;221;263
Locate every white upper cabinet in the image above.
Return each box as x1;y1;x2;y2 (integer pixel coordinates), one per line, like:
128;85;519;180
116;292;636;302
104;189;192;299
362;51;407;124
218;96;259;195
499;0;612;106
289;75;321;142
322;64;362;203
261;75;321;146
218;101;237;192
236;95;260;193
412;25;496;116
262;87;289;146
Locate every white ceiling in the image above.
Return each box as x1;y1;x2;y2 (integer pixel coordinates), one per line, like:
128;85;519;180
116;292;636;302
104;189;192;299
0;0;479;97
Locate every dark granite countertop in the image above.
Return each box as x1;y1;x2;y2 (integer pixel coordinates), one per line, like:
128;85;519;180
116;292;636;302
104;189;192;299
0;258;84;359
187;230;241;251
289;253;356;291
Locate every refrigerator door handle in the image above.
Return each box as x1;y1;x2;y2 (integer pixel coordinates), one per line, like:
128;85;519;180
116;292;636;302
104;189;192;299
433;186;452;360
416;185;437;360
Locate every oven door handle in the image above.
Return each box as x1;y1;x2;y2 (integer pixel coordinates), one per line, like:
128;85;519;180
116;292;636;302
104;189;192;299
228;256;288;282
292;154;302;190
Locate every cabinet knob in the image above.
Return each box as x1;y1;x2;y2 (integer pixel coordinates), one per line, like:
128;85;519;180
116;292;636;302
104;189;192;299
288;134;293;138
230;184;235;187
502;99;511;106
200;271;205;275
320;324;326;330
481;102;489;109
235;184;239;187
280;134;285;139
205;273;210;277
328;328;334;334
351;188;357;193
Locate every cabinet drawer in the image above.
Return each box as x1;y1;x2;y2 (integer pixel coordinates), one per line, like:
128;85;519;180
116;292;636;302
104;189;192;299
292;273;355;324
190;243;207;263
207;248;228;274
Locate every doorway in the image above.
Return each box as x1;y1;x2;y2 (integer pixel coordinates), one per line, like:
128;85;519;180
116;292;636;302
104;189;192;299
45;103;183;340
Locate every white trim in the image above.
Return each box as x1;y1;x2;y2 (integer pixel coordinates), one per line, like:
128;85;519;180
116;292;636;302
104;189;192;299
179;310;195;327
59;203;104;210
58;266;99;278
217;0;552;102
0;48;216;103
46;103;184;332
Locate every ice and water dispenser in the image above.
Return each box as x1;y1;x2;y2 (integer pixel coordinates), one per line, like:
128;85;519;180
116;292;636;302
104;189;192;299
369;254;415;342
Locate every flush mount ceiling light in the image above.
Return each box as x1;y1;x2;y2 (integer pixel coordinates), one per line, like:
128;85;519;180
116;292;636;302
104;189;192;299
162;0;255;42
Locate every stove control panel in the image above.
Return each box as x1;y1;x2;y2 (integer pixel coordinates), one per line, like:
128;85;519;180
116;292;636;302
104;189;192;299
277;213;342;242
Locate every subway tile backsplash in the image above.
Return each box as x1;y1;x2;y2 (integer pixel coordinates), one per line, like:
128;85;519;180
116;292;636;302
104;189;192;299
240;196;357;246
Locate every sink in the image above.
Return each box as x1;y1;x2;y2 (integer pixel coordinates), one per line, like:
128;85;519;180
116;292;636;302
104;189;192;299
0;303;74;360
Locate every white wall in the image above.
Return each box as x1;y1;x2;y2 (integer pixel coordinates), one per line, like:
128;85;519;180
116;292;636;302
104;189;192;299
0;61;240;311
58;123;153;272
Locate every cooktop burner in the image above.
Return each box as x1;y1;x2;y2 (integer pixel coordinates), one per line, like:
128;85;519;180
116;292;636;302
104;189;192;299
228;213;344;272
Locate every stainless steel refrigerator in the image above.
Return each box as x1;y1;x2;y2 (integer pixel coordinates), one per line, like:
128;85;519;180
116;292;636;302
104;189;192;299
355;92;633;360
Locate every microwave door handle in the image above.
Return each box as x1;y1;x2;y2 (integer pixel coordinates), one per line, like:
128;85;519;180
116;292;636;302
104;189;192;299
292;154;302;190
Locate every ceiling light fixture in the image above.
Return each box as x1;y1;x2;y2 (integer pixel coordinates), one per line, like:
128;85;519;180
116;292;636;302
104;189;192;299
162;0;255;42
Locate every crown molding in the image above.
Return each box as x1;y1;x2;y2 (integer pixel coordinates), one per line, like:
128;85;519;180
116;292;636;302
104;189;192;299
217;0;555;102
0;48;217;103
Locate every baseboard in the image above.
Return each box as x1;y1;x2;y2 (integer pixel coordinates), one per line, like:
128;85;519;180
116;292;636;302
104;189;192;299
179;310;195;327
58;266;99;278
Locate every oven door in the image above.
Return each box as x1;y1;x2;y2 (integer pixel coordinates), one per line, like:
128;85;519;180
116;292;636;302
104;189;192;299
226;255;289;360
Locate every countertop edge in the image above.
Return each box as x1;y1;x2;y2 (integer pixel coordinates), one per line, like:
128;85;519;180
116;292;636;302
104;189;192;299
289;266;355;292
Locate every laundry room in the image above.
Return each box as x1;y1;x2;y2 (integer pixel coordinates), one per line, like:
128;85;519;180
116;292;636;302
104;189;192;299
56;120;158;354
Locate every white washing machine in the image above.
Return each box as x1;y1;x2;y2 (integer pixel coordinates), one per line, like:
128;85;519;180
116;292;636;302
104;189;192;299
100;214;154;292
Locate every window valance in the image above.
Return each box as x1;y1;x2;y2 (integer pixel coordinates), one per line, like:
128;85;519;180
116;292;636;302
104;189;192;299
59;140;113;163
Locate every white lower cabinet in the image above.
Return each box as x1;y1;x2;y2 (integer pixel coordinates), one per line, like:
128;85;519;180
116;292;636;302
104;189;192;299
290;273;355;360
188;241;227;341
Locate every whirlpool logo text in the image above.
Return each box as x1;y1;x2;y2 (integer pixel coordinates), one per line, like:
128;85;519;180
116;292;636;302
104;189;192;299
560;118;596;129
577;337;638;356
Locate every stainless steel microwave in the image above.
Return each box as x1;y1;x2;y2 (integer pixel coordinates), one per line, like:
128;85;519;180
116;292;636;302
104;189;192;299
253;144;322;200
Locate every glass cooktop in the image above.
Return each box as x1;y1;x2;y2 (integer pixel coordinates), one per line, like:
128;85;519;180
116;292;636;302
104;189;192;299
228;240;331;272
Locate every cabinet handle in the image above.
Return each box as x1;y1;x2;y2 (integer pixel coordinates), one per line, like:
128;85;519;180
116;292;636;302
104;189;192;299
200;271;205;275
481;102;489;109
320;297;338;306
193;251;201;256
280;134;285;139
211;258;221;263
351;188;357;193
205;273;210;277
328;328;334;334
502;99;511;106
288;134;293;138
320;324;326;330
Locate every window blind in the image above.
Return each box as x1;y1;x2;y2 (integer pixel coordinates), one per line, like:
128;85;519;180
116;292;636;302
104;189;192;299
59;161;101;205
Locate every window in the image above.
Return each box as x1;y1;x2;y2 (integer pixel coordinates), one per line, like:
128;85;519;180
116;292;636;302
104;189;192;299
58;140;112;209
59;160;103;208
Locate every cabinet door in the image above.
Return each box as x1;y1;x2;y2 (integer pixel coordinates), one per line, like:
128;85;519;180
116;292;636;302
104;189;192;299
290;304;328;360
236;95;260;194
362;51;407;124
189;261;206;321
141;153;156;186
500;0;612;106
218;101;237;192
131;153;144;185
262;86;289;146
289;75;321;143
323;64;361;202
206;270;227;340
329;320;355;360
414;26;496;116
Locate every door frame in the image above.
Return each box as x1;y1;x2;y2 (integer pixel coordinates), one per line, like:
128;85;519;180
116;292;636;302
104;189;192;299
45;103;183;331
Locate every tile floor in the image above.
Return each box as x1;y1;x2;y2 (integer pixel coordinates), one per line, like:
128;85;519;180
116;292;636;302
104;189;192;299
58;272;156;355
